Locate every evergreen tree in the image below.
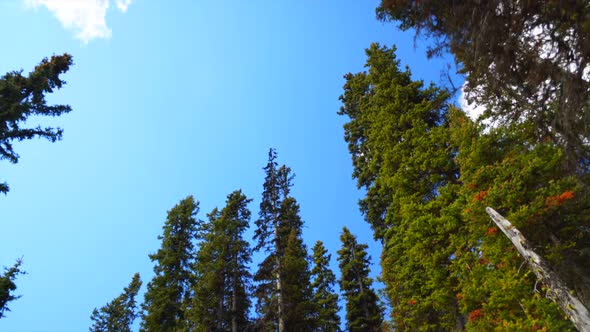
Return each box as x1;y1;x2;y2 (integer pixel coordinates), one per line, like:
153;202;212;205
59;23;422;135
281;211;314;331
377;0;590;167
89;273;142;332
253;149;314;331
339;43;461;330
0;259;25;319
339;42;582;330
141;196;200;332
0;54;73;194
253;149;287;331
447;110;580;331
310;241;340;332
337;227;382;332
191;190;253;332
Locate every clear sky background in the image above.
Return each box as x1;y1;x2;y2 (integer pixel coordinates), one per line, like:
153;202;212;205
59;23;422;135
0;1;458;331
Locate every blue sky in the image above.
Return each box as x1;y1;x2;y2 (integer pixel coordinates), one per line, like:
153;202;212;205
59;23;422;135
0;1;457;331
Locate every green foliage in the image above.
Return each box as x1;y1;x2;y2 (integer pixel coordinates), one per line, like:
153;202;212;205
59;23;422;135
0;259;25;319
253;148;285;330
282;228;315;331
253;149;315;331
338;42;588;330
337;227;383;332
310;241;341;332
89;273;142;332
448;111;582;331
338;43;454;240
339;43;460;330
191;190;253;332
377;0;590;168
0;54;73;194
141;196;200;332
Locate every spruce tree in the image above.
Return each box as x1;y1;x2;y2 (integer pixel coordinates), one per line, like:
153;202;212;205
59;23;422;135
310;241;341;332
0;259;25;319
141;196;200;332
253;149;287;331
0;54;73;194
253;149;314;331
280;209;315;331
339;43;463;330
377;0;590;167
89;273;142;332
339;42;582;330
190;207;221;331
191;190;253;332
446;110;580;331
337;227;382;332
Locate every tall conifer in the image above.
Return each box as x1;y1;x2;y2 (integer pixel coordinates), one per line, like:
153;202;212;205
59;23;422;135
89;273;142;332
310;241;341;332
191;190;253;332
253;149;284;331
0;54;73;194
253;149;314;331
281;210;315;331
338;43;461;330
337;227;382;332
140;196;200;332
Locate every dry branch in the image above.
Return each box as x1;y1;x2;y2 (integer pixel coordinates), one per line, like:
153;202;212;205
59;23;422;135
486;207;590;332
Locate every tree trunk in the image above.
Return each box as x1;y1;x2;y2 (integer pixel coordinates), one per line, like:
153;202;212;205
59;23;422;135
486;207;590;332
232;256;238;332
275;225;284;332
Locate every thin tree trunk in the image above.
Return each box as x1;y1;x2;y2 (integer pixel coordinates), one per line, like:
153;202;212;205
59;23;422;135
275;224;284;332
218;295;224;331
486;207;590;332
232;254;238;332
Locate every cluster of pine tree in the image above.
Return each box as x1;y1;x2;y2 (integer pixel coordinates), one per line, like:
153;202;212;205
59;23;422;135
3;2;590;330
335;1;590;330
88;149;383;332
0;54;73;317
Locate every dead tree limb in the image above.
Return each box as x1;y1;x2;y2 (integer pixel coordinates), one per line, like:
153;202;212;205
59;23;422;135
486;207;590;332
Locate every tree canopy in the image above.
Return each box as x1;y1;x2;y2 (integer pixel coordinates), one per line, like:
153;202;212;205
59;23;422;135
140;196;200;332
0;54;73;194
377;0;590;168
338;40;588;330
337;227;383;332
89;273;142;332
310;240;341;332
191;190;253;332
0;259;25;319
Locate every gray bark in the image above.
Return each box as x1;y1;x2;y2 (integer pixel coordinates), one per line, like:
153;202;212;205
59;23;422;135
486;207;590;332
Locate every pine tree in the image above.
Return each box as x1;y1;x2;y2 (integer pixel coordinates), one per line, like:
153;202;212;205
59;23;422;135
281;209;315;331
339;43;461;330
446;109;580;331
89;273;142;332
0;54;73;194
191;190;253;332
0;259;25;319
310;241;341;332
337;227;382;332
141;196;200;332
253;149;314;331
339;42;583;330
190;207;220;331
253;149;287;331
377;0;590;167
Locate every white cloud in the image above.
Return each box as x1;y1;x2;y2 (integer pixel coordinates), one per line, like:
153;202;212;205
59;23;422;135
458;83;486;122
115;0;132;13
24;0;134;43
